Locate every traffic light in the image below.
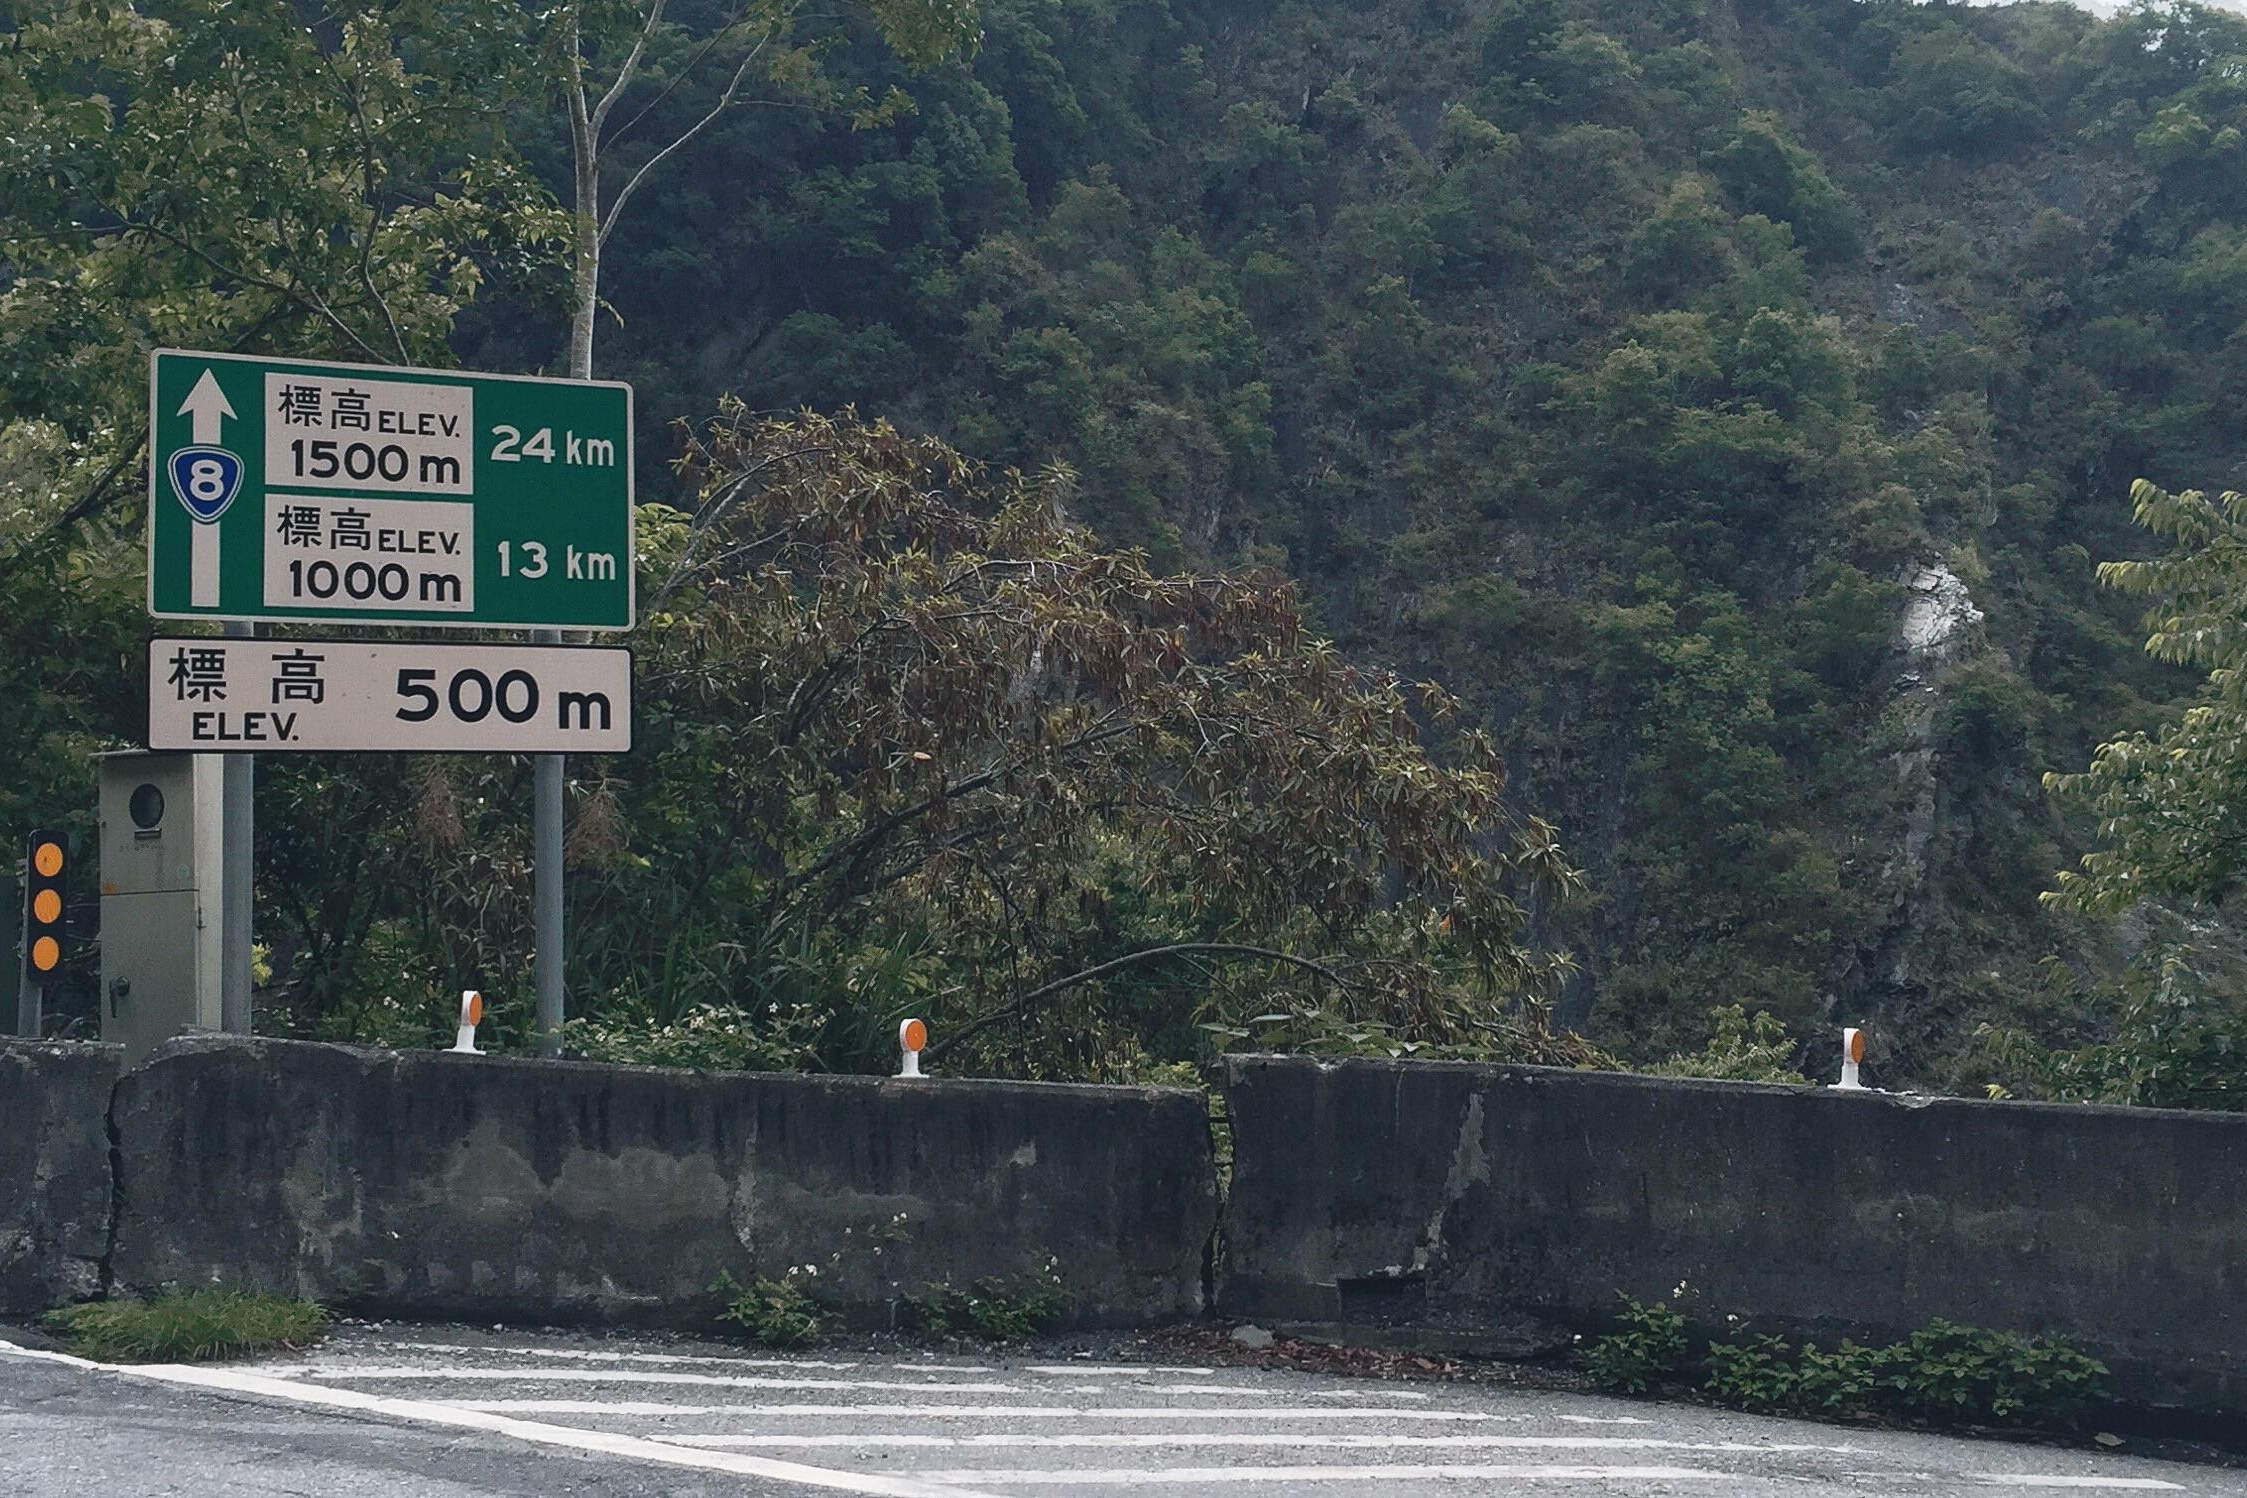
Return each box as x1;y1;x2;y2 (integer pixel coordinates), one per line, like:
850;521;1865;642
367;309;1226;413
23;829;66;983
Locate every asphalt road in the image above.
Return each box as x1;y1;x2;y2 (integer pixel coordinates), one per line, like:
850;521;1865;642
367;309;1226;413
3;1325;2241;1496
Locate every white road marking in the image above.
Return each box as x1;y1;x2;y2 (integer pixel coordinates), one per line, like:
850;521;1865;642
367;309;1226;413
912;1464;1728;1485
665;1433;1861;1454
1133;1383;1339;1396
1976;1481;2184;1491
446;1401;1542;1421
0;1340;1002;1498
1023;1366;1214;1376
289;1366;1021;1394
373;1340;884;1372
1307;1388;1431;1401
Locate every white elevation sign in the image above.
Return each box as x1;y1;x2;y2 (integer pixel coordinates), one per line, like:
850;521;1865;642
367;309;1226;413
147;638;632;754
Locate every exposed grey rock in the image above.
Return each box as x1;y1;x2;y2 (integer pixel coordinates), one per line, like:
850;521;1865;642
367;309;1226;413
1896;562;1984;665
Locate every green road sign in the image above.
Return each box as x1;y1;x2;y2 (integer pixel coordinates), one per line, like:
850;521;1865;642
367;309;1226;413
148;350;634;630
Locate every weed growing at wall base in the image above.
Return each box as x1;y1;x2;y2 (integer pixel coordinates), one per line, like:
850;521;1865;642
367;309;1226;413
1581;1294;2109;1430
903;1267;1068;1343
1576;1291;1690;1393
714;1270;827;1350
44;1290;328;1363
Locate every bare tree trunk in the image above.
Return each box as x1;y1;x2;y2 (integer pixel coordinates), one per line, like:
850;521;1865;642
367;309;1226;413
540;21;599;1057
566;52;600;381
568;210;599;381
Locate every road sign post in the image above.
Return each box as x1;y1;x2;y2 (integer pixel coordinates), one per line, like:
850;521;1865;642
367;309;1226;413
533;627;565;1058
149;350;636;1052
221;621;253;1035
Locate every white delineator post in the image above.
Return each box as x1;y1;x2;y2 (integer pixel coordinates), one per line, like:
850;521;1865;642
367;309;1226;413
449;990;485;1055
898;1017;928;1078
1836;1027;1866;1089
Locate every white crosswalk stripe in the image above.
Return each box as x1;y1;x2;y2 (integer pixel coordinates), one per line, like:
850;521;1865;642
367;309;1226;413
661;1434;1856;1453
189;1337;2209;1496
912;1464;1730;1485
445;1400;1559;1420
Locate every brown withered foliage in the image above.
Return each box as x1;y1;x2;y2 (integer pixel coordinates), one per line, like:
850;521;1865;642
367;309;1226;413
646;404;1597;1070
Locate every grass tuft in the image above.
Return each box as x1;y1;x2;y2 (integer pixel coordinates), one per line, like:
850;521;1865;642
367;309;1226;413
44;1290;329;1363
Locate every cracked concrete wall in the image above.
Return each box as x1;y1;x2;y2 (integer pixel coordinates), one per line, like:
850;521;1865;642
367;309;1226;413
0;1041;121;1314
108;1037;1215;1330
1220;1055;2247;1422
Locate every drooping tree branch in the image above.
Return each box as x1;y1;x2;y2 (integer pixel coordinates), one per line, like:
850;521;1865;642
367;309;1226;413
600;32;771;247
927;944;1360;1060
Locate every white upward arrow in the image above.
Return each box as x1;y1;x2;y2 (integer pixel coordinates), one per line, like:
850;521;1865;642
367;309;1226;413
178;368;235;446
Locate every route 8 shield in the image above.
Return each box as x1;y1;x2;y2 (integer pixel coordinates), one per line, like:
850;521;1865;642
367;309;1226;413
169;446;244;522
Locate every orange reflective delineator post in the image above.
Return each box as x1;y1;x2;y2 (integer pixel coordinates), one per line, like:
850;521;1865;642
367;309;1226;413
1836;1026;1867;1090
449;990;485;1055
898;1016;928;1079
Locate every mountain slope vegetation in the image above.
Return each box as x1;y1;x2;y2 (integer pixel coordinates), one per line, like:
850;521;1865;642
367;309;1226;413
523;0;2247;1081
11;0;2247;1087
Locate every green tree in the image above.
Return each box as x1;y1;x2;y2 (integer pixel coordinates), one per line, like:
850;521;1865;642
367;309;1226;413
2048;480;2247;913
1;0;564;1027
1709;112;1859;263
611;406;1592;1076
547;0;981;380
0;0;561;558
1980;943;2247;1114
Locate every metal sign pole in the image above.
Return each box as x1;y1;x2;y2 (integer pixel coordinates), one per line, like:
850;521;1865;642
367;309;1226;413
13;876;36;1039
533;627;564;1057
221;619;255;1034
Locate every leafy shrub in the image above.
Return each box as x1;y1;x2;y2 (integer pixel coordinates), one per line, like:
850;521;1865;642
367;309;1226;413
1647;1006;1808;1084
568;999;829;1073
1879;1319;2107;1426
1795;1339;1888;1417
45;1291;327;1363
1578;1292;1690;1393
903;1271;1067;1343
1583;1301;2109;1429
1703;1332;1799;1412
715;1271;827;1349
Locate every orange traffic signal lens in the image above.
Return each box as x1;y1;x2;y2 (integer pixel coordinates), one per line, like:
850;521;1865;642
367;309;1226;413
31;889;61;924
32;842;62;878
29;936;59;972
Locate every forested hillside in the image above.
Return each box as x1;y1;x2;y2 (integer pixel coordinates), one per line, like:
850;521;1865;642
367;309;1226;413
11;0;2247;1089
466;0;2247;1082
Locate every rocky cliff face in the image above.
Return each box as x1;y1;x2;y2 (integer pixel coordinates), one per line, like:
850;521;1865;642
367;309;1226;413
1883;562;1985;982
1896;565;1985;667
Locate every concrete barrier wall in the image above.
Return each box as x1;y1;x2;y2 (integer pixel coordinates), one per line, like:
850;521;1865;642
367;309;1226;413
110;1037;1215;1330
1221;1055;2247;1419
0;1041;120;1313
